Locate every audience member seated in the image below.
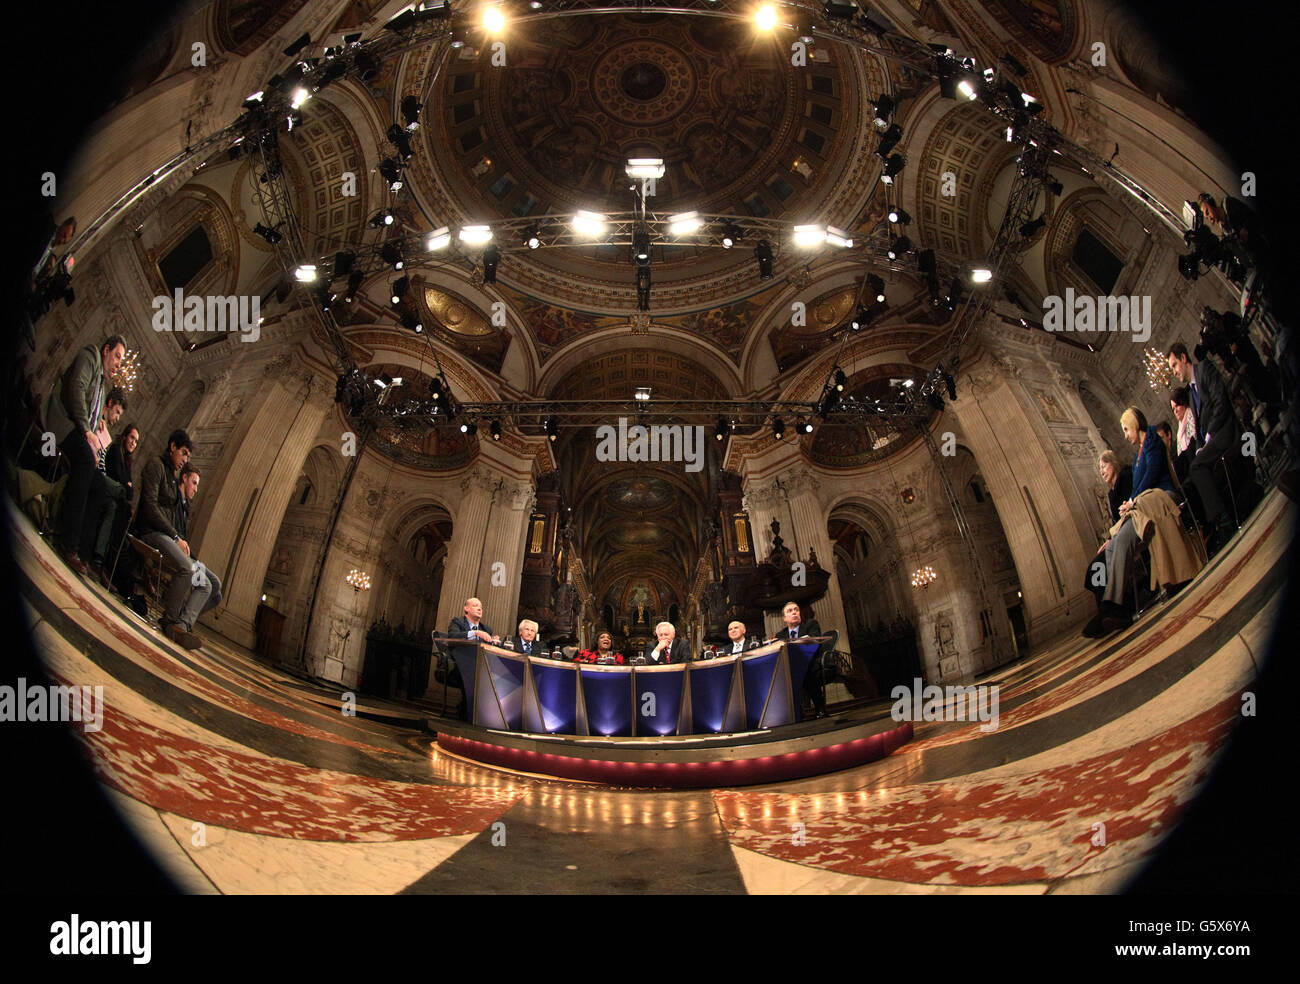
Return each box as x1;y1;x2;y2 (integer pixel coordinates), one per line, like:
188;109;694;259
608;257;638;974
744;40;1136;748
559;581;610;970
1167;342;1241;554
1084;407;1200;638
135;430;216;650
1084;450;1132;618
44;334;126;575
1169;386;1197;484
724;620;761;655
644;622;692;664
773;601;828;717
101;422;140;595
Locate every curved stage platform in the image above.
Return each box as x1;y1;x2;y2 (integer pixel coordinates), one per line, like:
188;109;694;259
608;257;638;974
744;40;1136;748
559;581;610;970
5;491;1293;893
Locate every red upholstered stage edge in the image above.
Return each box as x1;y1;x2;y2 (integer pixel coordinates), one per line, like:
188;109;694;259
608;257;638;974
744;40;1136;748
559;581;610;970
435;723;914;788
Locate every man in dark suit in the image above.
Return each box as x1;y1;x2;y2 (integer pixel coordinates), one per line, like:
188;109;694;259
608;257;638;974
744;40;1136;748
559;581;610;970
511;618;541;657
444;597;497;719
1168;342;1240;551
644;622;693;663
44;334;126;574
773;601;828;717
723;620;761;655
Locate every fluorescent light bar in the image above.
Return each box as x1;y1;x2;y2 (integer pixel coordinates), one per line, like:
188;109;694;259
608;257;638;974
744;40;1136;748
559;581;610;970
624;158;665;179
825;226;854;248
572;210;607;236
427;226;451;250
668;211;702;235
458;225;493;245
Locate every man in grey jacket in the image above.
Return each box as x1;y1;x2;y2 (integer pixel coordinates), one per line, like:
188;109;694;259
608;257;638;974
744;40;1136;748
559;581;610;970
135;430;221;649
45;335;126;574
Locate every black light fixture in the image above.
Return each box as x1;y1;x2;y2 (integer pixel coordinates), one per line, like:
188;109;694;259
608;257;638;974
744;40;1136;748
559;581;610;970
378;158;402;189
253;222;282;245
401;95;422;130
283;33;311;57
1047;178;1064;196
772;417;785;440
801;419;814;434
482;243;500;284
545;418;559;442
939;364;957;400
927;388;945;411
390;276;409;304
490;420;502;441
524;223;541;249
888;208;911;225
868;274;886;303
344;270;364;302
429;377;444;401
460;420;477;435
876;124;903;158
880;154;905;183
833;368;847;391
369;209;395;229
850;305;872;331
386;123;414;160
332;251;356;279
754;240;774;279
715;417;729;442
872;93;895;126
947;276;964;310
1020;216;1046;238
380;241;404;269
633;229;651;265
636;265;651;311
399;309;422;332
355;51;379;81
917;249;937;276
722;222;741;249
1001;53;1029;77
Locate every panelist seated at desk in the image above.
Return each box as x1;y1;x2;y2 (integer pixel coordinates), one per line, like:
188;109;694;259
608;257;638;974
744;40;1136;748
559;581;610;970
589;632;623;662
510;619;541;656
773;601;828;718
447;597;499;649
724;620;762;655
644;621;694;664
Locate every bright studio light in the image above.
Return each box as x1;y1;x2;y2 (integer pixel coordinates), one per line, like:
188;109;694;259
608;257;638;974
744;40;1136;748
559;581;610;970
482;6;506;33
957;80;977;101
291;87;311;109
971;268;993;283
668;211;702;236
427;226;451;250
755;4;778;31
825;226;854;248
793;224;826;248
293;264;317;282
572;210;607;236
458;225;493;245
624;158;665;180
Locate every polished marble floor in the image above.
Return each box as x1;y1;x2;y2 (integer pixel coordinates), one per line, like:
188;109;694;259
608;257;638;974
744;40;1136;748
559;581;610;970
6;491;1292;894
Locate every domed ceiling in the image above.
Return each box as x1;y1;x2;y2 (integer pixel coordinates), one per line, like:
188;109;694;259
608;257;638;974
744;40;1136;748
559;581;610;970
418;12;884;303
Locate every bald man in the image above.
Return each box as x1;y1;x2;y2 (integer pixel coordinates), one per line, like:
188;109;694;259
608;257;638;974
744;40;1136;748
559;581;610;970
447;597;498;645
725;620;761;655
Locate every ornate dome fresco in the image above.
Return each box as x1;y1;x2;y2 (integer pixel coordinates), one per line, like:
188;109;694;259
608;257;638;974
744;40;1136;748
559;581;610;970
411;12;887;308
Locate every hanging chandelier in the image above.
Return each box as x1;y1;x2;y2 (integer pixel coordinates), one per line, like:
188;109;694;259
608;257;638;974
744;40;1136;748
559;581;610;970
345;568;371;591
111;348;141;394
911;565;937;589
1143;347;1173;389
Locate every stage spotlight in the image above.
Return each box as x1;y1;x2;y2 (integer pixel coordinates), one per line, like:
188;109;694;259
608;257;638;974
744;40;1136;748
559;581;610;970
956;78;978;101
385;8;417;32
460;420;477;435
634;387;652;402
482;243;500;284
927;389;945;411
880;154;905;183
293;264;317;283
381;241;405;270
624;158;665;180
369;210;395;228
344;270;364;302
833;368;847;391
427;226;451;250
490;420;502;441
826;226;854;248
430;377;444;401
888;208;910;225
378;157;402;190
545;418;559;442
850;305;872;331
917;249;937;275
721;222;741;248
1020;216;1046;238
940;364;957;400
355;51;379;81
754;240;774;279
824;0;858;19
868;274;886;302
313;284;336;310
633;229;651;264
332;251;356;279
1047;178;1064;195
524;223;541;249
1002;53;1029;76
401;95;422;130
876;124;902;158
947;276;964;309
772;418;785;440
387;123;414;160
391;276;409;304
793;224;826;248
755;4;778;31
290;87;311;110
483;6;507;33
715;417;729;442
636;265;651;311
872;93;895;127
253;222;282;245
801;420;814;434
399;309;422;332
971;268;992;283
937;56;960;99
